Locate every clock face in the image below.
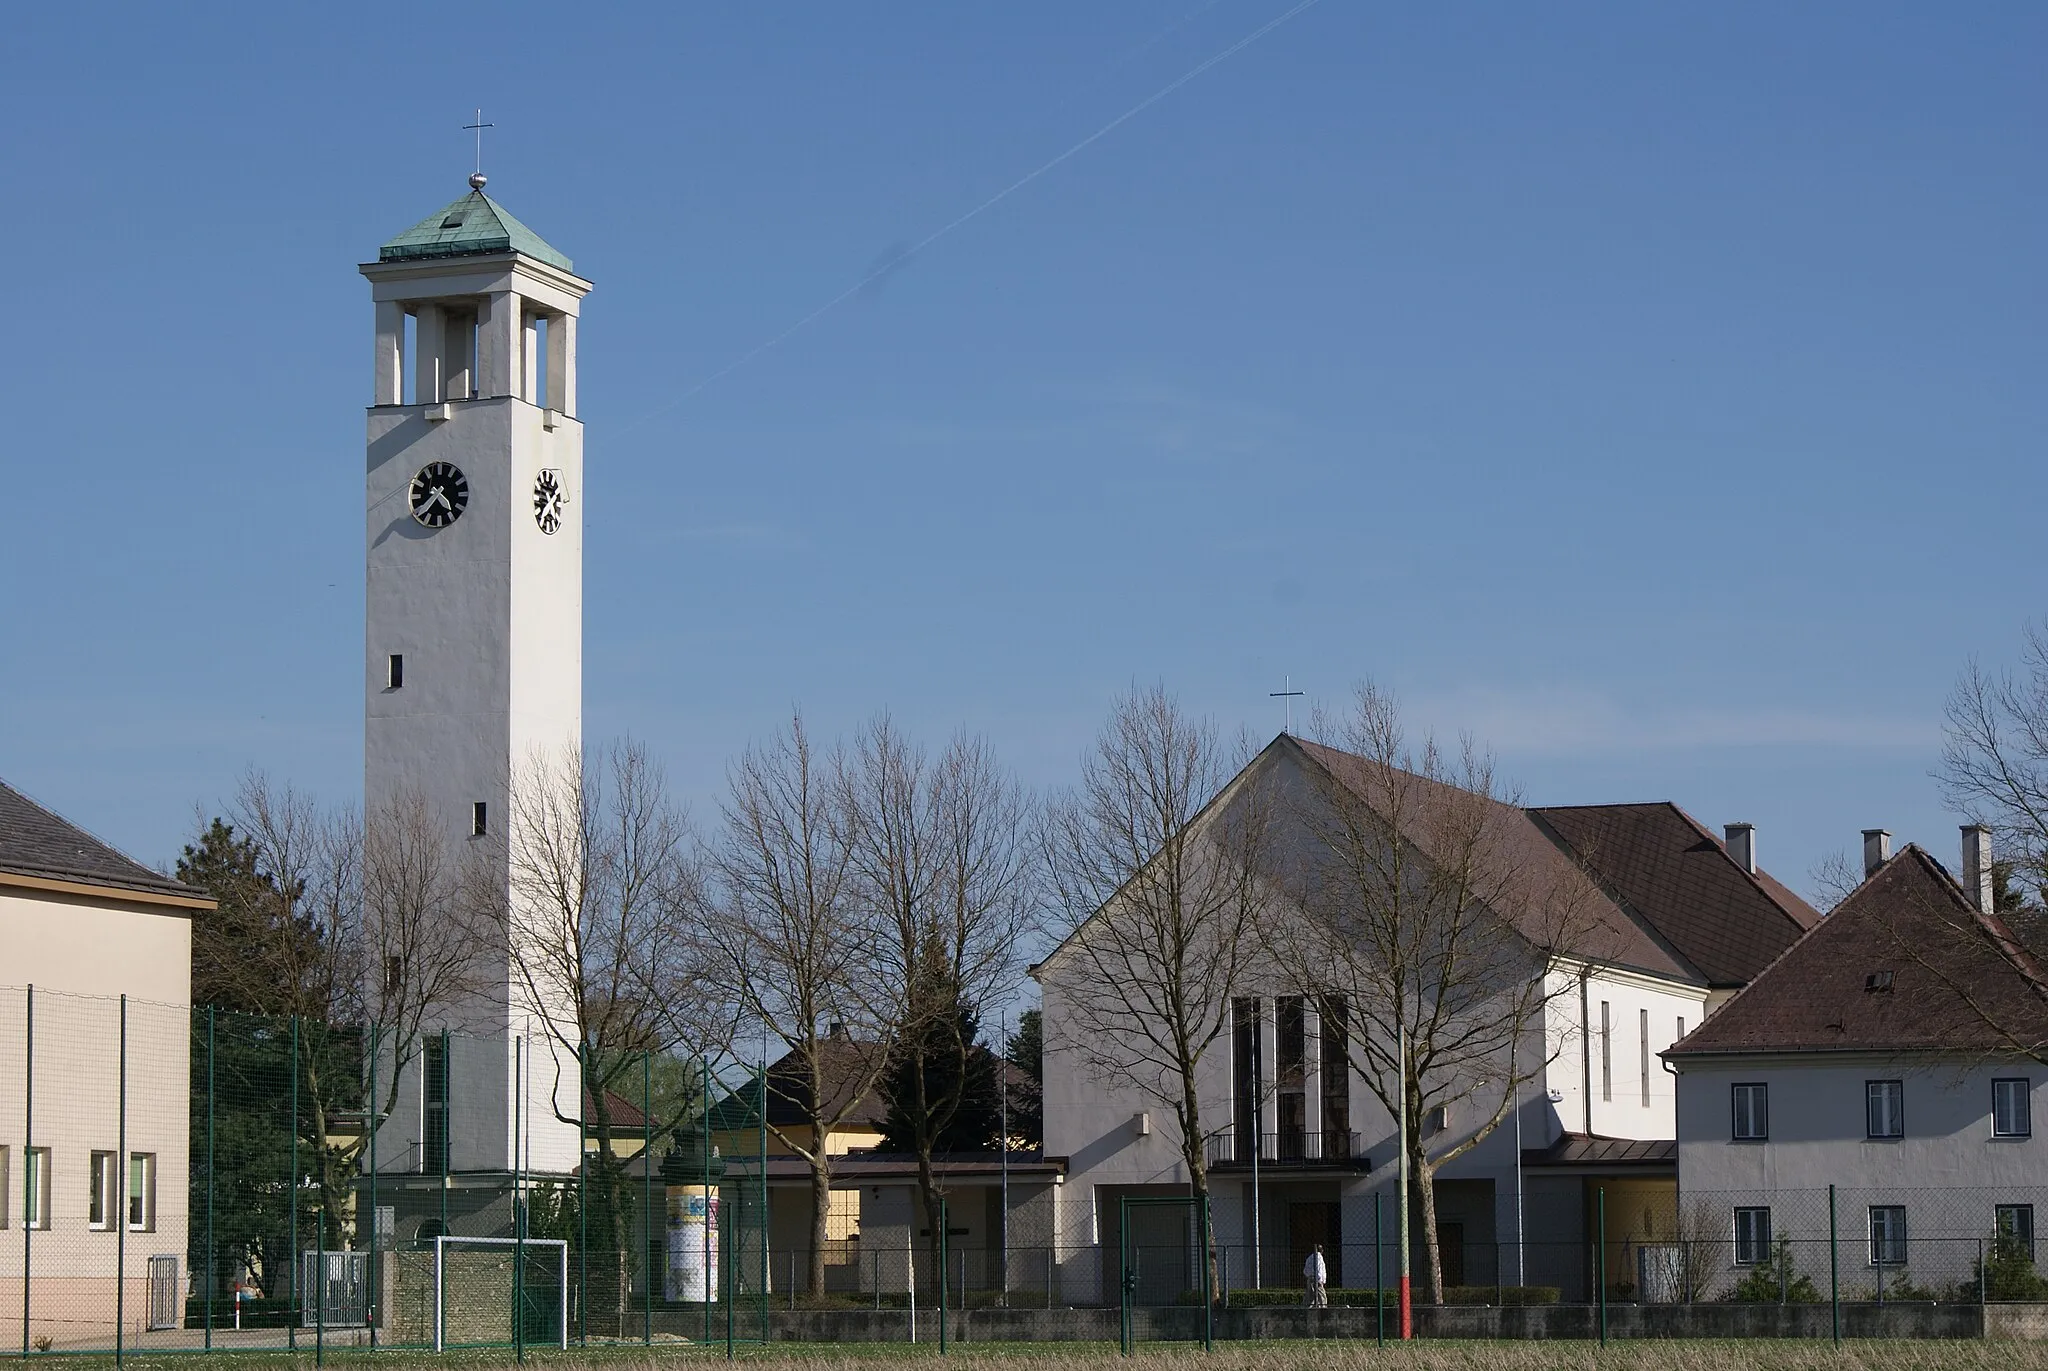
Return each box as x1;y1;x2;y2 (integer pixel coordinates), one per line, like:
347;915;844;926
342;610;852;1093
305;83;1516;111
408;462;469;529
533;470;565;535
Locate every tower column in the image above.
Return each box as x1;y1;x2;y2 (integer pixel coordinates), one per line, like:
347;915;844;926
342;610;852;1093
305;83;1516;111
478;289;523;398
521;310;541;403
373;301;404;405
546;312;577;415
414;303;445;404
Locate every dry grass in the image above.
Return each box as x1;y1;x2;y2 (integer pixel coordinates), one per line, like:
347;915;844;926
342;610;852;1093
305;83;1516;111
109;1341;2048;1371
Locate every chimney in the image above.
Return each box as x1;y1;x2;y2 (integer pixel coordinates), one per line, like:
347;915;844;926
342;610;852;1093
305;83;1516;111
1724;823;1756;875
1962;825;1994;915
1862;830;1891;877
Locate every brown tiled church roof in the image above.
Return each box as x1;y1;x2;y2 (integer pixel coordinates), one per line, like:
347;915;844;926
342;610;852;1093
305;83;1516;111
1531;802;1818;988
1666;845;2048;1058
1291;739;1699;983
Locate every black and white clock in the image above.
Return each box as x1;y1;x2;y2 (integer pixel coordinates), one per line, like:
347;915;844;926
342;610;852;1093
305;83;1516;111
408;462;469;529
533;470;566;535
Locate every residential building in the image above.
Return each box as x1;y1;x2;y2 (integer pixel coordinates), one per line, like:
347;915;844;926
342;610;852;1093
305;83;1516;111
702;1037;1058;1298
1667;828;2048;1297
0;778;208;1348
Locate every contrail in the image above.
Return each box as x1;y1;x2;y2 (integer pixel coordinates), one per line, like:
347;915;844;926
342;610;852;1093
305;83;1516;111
620;0;1327;430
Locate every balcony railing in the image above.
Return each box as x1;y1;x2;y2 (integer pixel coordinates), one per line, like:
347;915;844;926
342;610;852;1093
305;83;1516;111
1205;1129;1370;1170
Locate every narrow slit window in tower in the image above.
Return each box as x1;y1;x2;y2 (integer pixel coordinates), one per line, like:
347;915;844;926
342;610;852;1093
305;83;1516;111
472;801;487;837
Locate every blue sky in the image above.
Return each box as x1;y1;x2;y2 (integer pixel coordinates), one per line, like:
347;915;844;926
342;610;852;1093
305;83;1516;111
1;2;2042;908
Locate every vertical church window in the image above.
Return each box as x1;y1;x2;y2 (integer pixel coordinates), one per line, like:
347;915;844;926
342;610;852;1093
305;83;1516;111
1640;1008;1650;1107
388;654;404;689
1231;997;1258;1165
472;802;487;837
424;1037;450;1174
1600;1001;1612;1102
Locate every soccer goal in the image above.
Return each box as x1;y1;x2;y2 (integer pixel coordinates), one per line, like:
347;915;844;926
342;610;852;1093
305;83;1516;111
432;1236;569;1352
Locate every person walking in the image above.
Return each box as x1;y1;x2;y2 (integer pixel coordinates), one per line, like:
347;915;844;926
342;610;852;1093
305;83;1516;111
1303;1243;1329;1308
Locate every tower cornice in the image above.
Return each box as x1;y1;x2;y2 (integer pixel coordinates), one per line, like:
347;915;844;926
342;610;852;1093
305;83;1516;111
359;251;593;315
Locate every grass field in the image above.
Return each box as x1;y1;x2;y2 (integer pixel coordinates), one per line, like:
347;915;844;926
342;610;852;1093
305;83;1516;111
76;1342;2048;1371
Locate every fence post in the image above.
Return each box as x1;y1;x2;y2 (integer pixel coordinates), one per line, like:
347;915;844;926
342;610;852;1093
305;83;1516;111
1979;1237;1986;1307
1595;1186;1607;1349
439;1030;450;1247
756;1063;768;1346
643;1048;654;1346
289;1013;300;1353
205;1004;214;1352
938;1196;948;1355
1828;1183;1839;1348
367;1021;378;1350
315;1206;325;1369
578;1042;587;1348
116;996;127;1370
514;1035;526;1364
21;985;32;1360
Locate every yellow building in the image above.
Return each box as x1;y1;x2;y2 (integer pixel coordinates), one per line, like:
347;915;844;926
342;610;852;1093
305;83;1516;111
0;778;208;1350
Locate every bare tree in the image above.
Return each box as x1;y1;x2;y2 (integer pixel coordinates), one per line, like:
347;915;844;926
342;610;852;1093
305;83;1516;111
479;740;717;1325
199;773;484;1260
1040;685;1272;1297
1939;627;2048;1032
705;712;900;1294
841;716;1037;1272
1268;684;1609;1304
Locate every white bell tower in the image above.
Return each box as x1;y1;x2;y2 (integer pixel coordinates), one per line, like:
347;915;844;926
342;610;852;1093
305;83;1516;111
359;176;591;1180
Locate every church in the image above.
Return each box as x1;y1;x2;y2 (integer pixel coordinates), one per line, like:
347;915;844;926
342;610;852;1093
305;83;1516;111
359;175;592;1235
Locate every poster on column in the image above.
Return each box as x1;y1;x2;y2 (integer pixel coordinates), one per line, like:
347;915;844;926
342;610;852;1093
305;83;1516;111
665;1184;719;1302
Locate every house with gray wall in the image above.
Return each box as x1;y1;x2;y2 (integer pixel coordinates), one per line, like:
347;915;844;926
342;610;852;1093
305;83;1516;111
1667;829;2048;1299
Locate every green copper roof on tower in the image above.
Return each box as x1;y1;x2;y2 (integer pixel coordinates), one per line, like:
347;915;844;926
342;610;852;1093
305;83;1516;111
378;188;573;272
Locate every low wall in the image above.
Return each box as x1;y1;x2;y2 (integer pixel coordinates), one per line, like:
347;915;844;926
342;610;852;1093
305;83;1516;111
1987;1305;2048;1340
729;1302;2000;1344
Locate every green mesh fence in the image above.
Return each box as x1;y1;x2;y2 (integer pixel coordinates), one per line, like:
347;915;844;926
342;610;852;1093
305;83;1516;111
0;987;770;1356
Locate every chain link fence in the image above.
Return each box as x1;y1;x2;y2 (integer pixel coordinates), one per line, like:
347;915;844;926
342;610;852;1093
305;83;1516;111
5;985;2045;1356
0;988;777;1356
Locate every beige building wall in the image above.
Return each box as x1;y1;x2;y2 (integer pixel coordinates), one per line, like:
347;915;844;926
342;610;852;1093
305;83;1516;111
0;882;195;1349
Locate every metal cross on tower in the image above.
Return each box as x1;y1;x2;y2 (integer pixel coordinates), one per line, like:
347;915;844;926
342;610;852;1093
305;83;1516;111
1269;675;1304;735
464;108;495;179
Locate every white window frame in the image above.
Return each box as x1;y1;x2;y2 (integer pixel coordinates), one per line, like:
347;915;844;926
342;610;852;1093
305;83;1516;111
127;1153;156;1232
1733;1207;1772;1265
23;1148;49;1230
1866;1080;1905;1140
1992;1078;2031;1138
1731;1082;1768;1141
88;1150;118;1231
1868;1205;1907;1266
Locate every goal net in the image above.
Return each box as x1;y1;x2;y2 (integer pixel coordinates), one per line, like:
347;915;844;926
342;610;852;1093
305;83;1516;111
432;1236;569;1351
